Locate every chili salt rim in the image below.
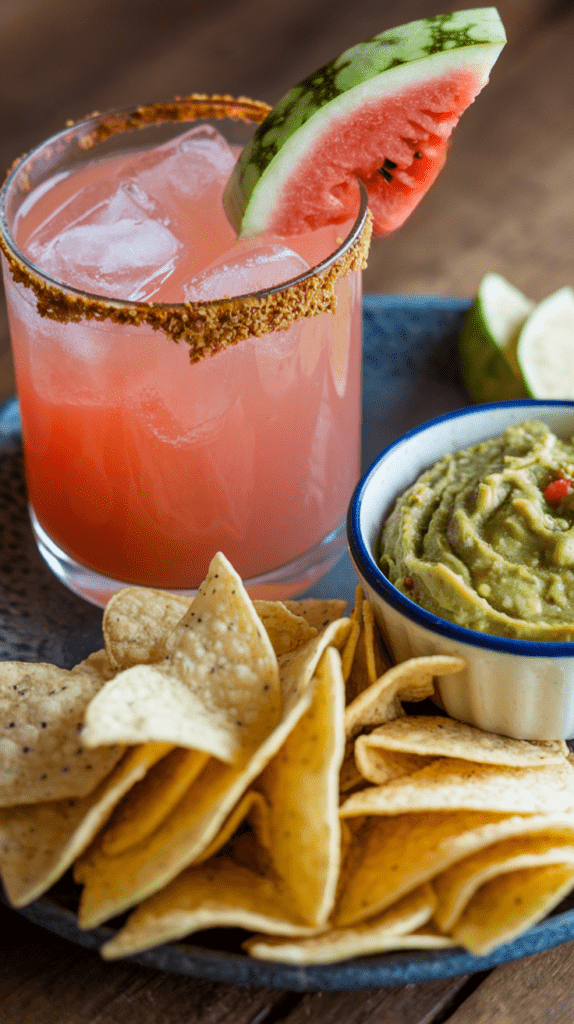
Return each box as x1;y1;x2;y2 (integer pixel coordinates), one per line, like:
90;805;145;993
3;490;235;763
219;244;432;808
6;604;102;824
0;94;372;364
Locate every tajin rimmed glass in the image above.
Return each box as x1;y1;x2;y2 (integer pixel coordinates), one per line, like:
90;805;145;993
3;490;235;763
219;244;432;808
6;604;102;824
0;97;371;607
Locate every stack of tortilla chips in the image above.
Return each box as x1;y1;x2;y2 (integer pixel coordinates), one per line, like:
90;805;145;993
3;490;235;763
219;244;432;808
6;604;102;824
2;552;574;965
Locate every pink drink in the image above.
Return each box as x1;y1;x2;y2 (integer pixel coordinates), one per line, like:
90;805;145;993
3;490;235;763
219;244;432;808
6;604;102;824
0;107;364;602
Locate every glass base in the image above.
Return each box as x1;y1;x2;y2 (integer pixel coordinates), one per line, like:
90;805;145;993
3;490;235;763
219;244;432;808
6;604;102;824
30;507;348;608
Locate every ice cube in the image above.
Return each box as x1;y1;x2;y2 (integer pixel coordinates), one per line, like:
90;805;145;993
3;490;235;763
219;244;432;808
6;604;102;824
124;125;240;283
27;183;182;300
184;239;310;301
127;125;237;203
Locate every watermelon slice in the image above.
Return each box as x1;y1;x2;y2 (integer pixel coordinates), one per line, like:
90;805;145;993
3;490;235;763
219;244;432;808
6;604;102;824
224;8;506;237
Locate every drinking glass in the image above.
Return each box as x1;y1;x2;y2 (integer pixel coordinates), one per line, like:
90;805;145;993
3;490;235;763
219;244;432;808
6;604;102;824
0;97;370;606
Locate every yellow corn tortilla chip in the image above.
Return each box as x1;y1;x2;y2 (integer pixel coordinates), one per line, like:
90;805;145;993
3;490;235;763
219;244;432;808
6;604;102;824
344;595;390;706
75;618;351;929
340;620;361;685
344;655;465;740
244;884;442;964
194;789;270;866
0;659;124;806
339;742;368;795
100;747;208;856
359;716;569;767
334;811;574;927
252;601;318;656
103;589;190;670
246;926;455;963
350;584;363;622
281;599;347;632
362;599;390;687
101;857;318;960
453;862;574;956
339;758;574;818
434;833;574;932
255;645;346;927
83;553;281;764
0;742;172;906
354;741;433;785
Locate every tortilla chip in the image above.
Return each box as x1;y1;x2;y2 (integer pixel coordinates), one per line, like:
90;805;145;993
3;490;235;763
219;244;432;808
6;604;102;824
75;618;350;929
0;742;172;906
453;862;574;956
252;601;318;656
334;811;574;927
101;857;317;960
344;596;390;706
103;589;190;670
0;660;124;806
354;741;433;785
433;833;574;932
350;584;363;623
244;884;444;964
83;553;281;764
100;747;208;856
339;742;368;795
282;599;347;632
339;759;574;818
359;716;569;767
194;789;270;865
255;646;346;927
344;656;465;741
340;620;361;685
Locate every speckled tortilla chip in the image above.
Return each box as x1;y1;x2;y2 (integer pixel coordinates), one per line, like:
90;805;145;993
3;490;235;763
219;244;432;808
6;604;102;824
252;601;318;656
101;857;317;960
0;658;124;806
256;646;346;927
357;716;569;767
103;588;321;671
0;742;172;906
244;884;443;964
103;589;190;669
339;759;574;818
452;862;574;956
75;617;350;930
434;833;574;933
281;599;347;632
344;655;466;740
334;811;574;927
83;553;281;764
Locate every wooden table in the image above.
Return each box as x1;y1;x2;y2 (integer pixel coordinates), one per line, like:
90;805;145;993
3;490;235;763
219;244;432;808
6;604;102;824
2;1;574;1020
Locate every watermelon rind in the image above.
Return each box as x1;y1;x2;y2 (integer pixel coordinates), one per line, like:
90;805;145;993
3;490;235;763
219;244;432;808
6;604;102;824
224;8;506;237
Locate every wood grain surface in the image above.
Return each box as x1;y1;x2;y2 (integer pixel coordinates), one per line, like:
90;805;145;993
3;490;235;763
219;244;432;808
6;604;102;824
1;2;574;1021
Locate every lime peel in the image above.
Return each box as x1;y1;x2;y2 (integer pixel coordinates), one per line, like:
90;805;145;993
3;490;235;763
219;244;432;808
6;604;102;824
459;273;533;403
517;287;574;399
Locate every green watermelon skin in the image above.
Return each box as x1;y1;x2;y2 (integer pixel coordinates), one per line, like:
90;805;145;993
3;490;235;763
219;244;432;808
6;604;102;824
224;8;505;237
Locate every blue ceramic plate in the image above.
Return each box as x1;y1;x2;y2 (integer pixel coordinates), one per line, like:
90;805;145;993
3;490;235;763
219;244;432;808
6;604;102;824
4;295;574;991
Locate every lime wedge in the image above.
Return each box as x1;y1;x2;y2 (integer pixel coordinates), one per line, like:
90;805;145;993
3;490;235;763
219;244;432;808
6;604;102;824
517;287;574;398
459;273;533;402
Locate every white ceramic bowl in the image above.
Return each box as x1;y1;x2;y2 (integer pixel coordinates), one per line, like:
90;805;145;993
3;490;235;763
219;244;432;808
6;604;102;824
348;400;574;740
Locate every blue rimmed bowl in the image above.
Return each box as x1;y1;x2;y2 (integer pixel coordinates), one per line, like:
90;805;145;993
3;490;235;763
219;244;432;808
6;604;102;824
348;400;574;740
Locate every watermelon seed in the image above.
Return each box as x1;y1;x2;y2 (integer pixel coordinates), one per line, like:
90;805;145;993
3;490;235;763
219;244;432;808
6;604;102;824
383;158;397;170
379;168;393;183
414;151;423;159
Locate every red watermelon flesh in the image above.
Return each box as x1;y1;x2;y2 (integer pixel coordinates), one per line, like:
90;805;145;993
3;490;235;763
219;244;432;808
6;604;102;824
268;68;483;237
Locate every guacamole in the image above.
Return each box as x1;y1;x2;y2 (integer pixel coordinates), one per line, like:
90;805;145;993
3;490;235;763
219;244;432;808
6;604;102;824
379;420;574;641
